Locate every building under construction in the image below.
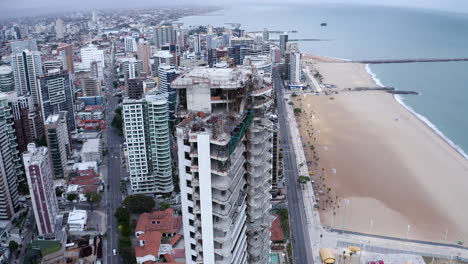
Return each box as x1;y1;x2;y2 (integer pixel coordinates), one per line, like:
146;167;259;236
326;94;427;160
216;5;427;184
174;66;274;264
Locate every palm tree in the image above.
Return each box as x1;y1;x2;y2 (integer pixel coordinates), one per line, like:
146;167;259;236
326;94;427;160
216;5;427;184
349;252;354;264
297;176;311;189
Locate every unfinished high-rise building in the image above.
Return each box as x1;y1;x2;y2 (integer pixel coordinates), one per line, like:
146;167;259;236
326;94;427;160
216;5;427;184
174;67;274;264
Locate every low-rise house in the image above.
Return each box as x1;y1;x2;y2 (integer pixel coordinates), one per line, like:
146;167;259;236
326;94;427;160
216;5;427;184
134;209;182;238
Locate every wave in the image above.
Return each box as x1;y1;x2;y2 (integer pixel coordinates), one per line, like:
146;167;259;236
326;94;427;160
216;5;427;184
366;64;468;160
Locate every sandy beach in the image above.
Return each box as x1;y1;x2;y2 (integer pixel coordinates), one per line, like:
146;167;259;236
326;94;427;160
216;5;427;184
293;57;468;243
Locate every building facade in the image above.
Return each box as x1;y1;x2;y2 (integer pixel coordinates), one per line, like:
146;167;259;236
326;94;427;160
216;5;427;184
37;69;76;132
23;143;58;235
11;50;43;105
123;90;173;194
57;43;74;73
44;113;70;179
173;67;273;264
0;93;22;220
153;26;176;48
0;65;14;92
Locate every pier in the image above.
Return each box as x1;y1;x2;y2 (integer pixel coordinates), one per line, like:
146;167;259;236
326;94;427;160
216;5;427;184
341;58;468;64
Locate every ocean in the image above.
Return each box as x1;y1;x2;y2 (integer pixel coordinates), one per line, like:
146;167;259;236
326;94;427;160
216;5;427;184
178;4;468;158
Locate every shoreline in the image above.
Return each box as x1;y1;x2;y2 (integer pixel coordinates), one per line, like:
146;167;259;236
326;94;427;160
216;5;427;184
305;52;468;160
365;63;468;160
297;54;468;242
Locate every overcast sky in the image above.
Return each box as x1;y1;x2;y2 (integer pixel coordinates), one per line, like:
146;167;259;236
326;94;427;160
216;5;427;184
2;0;468;18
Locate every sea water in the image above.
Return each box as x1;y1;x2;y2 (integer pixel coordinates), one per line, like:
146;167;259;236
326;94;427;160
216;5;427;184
178;4;468;158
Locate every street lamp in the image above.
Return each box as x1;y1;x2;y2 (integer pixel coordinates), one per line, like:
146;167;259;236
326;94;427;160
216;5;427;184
370;218;374;233
406;224;411;239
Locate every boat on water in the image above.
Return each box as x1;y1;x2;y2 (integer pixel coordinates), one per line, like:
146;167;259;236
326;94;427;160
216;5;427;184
321;23;327;26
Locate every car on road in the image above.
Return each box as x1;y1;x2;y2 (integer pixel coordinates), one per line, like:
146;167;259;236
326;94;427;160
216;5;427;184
113;249;117;255
367;261;376;264
377;260;384;264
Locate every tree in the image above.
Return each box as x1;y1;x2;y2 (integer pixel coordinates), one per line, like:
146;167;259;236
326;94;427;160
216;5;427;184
113;81;118;88
67;193;78;202
123;195;155;214
18;182;29;195
159;202;170;210
115;207;130;225
9;240;18;252
297;176;311;189
85;191;101;212
55;187;63;197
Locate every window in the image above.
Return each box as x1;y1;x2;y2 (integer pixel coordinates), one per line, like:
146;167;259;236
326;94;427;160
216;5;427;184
190;231;195;239
188;207;193;214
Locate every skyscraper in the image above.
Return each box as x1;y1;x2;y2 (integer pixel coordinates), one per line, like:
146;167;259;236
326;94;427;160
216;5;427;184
289;51;301;84
0;93;22;220
37;70;76;132
193;34;201;55
55;18;64;39
81;78;101;97
124;36;138;53
153;26;176;48
158;64;177;120
80;44;104;69
122;90;173;194
152;50;174;78
57;43;74;73
0;65;15;92
44;112;70;179
137;39;151;76
173;67;273;264
11;50;43;105
126;78;145;100
23;143;58;235
262;28;269;42
8;92;37;153
43;60;63;72
279;34;288;55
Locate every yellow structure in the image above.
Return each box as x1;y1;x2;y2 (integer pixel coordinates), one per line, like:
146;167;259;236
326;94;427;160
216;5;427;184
319;248;335;264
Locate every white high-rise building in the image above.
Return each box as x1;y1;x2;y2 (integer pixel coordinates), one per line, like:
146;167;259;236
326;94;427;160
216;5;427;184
173;67;273;264
153;26;176;48
80;44;105;69
124;36;138;53
289;51;301;84
55;18;64;39
193;34;201;55
152;50;174;78
122;90;173;194
0;65;15;92
11;50;43;105
23;143;58;236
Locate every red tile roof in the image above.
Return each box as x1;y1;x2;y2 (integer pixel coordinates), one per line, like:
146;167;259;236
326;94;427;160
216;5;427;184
270;214;285;242
169;234;181;246
163;253;175;262
135;231;162;258
135;209;182;234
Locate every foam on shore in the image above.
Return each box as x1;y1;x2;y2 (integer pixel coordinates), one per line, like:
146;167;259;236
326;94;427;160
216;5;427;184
366;64;468;160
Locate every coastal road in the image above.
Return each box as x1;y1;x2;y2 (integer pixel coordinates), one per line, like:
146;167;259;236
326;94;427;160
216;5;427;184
104;41;124;264
274;67;314;263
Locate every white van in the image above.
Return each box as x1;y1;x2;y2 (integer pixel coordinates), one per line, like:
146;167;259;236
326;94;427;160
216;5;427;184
113;249;117;255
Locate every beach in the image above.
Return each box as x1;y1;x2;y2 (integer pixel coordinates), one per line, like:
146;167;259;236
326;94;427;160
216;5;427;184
293;57;468;243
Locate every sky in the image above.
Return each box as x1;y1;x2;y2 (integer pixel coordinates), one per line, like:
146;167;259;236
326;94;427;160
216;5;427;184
2;0;468;18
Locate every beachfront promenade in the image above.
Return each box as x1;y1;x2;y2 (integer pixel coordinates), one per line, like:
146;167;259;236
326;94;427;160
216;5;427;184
280;63;468;263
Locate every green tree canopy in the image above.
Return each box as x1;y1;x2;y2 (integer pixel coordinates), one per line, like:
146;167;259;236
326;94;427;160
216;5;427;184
9;240;18;251
85;191;101;212
67;193;78;202
123;195;155;214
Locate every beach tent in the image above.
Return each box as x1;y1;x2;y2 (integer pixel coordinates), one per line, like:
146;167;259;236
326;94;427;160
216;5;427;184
319;248;335;264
